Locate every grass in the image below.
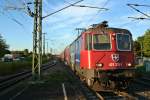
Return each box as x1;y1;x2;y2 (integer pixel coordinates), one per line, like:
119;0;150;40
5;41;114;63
0;56;51;76
0;61;31;76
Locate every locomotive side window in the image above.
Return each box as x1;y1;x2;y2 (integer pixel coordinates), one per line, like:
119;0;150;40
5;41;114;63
117;34;131;51
85;34;92;50
93;34;111;50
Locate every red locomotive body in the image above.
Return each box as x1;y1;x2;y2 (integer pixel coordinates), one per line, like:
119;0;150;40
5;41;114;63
61;21;135;89
80;29;134;70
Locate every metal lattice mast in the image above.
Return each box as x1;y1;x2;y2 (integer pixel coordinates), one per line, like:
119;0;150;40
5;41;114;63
30;0;84;80
32;0;42;80
37;0;42;79
32;0;38;78
43;33;46;55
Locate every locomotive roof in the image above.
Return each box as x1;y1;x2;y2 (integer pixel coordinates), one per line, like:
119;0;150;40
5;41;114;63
69;24;132;47
84;21;131;34
85;26;131;34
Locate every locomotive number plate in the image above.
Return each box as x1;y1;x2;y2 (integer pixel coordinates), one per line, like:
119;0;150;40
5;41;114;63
109;63;123;66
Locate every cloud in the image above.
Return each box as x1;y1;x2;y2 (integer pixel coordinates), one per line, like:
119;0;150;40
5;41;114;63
42;0;113;53
42;0;108;27
42;0;150;53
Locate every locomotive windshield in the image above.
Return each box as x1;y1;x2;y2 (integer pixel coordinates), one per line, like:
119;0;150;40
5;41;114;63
93;34;111;50
117;34;131;51
85;34;92;50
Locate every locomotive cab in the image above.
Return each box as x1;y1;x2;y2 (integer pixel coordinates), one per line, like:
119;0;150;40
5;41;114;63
81;28;134;70
80;25;135;88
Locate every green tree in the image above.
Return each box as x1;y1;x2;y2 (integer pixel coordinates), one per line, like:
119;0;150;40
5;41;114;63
23;49;29;56
134;35;144;57
137;36;144;43
0;34;9;57
143;29;150;57
133;41;141;56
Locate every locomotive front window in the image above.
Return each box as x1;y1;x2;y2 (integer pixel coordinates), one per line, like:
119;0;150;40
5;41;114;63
93;34;111;50
85;34;92;50
117;34;131;51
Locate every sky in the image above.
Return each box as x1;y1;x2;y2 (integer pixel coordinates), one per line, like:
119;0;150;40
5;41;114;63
0;0;150;54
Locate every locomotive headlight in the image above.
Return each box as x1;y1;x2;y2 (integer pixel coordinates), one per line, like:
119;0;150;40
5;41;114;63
127;63;132;67
96;63;103;67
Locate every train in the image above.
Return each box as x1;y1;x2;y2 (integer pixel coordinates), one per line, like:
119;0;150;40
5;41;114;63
60;21;135;90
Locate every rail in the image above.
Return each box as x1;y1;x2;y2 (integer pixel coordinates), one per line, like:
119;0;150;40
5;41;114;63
0;61;56;92
96;90;137;100
134;77;150;86
63;62;138;100
64;64;99;100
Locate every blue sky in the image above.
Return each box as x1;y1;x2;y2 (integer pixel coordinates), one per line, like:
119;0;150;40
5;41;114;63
0;0;150;54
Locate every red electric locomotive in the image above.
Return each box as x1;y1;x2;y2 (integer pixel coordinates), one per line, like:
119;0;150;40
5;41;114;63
61;21;135;89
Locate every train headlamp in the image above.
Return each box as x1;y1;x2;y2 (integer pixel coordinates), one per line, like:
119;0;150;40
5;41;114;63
112;33;116;36
96;63;103;67
127;63;132;67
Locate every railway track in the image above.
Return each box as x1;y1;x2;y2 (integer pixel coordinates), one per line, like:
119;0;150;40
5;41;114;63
62;61;150;100
96;77;150;100
63;63;136;100
63;62;138;100
4;60;148;100
64;64;99;100
95;77;150;100
130;77;150;99
0;61;56;93
96;90;137;100
134;77;150;86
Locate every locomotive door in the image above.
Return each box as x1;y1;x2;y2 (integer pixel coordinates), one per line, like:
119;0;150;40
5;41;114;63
75;38;81;69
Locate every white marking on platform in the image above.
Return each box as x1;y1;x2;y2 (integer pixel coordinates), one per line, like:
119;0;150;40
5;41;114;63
96;92;104;100
62;83;68;100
